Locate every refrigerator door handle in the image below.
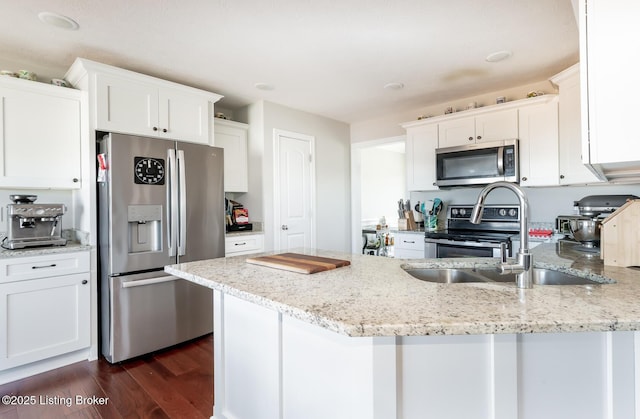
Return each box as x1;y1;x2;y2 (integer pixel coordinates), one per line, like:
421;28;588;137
177;149;187;256
121;275;178;288
167;148;178;257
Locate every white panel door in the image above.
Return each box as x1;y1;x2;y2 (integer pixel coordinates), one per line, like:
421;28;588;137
275;130;315;251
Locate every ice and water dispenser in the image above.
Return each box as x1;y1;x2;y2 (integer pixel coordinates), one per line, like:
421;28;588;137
127;204;162;253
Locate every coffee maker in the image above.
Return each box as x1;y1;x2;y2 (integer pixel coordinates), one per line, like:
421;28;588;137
3;195;67;249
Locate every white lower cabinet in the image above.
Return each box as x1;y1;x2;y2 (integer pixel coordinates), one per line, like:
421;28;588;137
394;232;425;259
215;291;634;419
0;251;90;380
225;234;264;257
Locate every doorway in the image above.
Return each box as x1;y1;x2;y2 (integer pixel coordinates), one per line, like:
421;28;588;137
273;129;316;251
350;136;406;253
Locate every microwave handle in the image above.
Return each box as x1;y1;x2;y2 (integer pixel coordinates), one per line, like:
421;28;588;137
497;146;505;175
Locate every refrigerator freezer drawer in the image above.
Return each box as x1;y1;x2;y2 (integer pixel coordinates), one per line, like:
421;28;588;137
104;273;212;363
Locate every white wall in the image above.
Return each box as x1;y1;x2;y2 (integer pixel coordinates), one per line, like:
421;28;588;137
360;146;405;228
241;101;351;253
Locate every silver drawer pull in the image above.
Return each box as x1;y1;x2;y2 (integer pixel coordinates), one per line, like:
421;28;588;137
404;240;415;244
32;263;57;269
235;242;246;246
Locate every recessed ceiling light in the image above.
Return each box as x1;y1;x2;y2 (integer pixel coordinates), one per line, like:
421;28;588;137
38;11;79;30
254;82;275;91
485;50;512;63
384;82;404;90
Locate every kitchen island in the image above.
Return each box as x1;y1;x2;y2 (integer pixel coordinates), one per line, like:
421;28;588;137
166;242;640;419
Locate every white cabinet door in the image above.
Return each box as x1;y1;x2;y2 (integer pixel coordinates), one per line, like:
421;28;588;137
518;99;560;187
438;110;518;148
438;116;475;148
582;0;640;167
0;78;83;189
0;272;90;370
159;88;210;145
475;109;519;143
406;123;439;191
394;232;425;259
225;234;264;256
552;65;602;185
96;72;159;136
96;73;211;144
214;119;249;192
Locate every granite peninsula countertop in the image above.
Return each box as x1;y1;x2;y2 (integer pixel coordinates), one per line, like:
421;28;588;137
165;242;640;337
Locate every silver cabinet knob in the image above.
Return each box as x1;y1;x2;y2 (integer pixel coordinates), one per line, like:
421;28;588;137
281;225;289;230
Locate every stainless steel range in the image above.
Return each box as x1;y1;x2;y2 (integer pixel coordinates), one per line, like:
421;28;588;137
425;205;519;258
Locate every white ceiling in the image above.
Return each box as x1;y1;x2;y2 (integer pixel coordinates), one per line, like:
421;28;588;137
0;0;579;124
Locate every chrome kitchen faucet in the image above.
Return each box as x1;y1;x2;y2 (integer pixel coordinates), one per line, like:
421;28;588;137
470;181;533;289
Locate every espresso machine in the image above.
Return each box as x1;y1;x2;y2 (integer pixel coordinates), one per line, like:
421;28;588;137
556;194;638;250
3;195;67;249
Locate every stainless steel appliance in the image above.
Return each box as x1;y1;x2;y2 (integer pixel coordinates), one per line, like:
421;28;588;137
435;139;519;187
97;133;224;363
2;195;66;249
556;194;638;249
424;205;518;258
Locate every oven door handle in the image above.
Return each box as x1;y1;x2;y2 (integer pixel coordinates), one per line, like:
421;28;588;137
424;238;507;248
497;146;505;175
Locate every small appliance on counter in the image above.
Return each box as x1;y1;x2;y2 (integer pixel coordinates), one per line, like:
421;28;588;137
226;198;253;232
3;195;67;249
555;194;639;251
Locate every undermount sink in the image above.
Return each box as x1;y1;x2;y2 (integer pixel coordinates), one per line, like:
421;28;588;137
402;266;614;286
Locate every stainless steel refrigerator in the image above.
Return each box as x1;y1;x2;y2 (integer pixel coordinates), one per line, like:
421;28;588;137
97;132;224;363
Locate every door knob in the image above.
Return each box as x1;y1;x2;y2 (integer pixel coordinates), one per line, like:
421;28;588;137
281;225;289;230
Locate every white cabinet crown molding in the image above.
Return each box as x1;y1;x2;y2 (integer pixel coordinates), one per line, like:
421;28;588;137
65;57;223;103
400;95;558;129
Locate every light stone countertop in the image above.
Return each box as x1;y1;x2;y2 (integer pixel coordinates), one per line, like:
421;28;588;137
165;242;640;337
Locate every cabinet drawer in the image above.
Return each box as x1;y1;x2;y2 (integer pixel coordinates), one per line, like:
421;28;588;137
225;234;264;256
0;251;90;283
394;233;425;251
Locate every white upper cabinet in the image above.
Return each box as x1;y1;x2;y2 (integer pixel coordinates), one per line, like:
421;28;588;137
518;97;560;187
403;122;439;191
67;58;222;145
96;72;212;144
214;119;249;192
401;96;559;190
551;64;602;185
0;77;84;189
580;0;640;181
438;108;518;148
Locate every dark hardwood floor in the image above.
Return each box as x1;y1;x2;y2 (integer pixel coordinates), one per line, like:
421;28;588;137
0;334;213;419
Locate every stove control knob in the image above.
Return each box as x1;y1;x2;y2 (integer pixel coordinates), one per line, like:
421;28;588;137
459;208;466;216
451;208;458;216
508;209;517;217
498;209;507;216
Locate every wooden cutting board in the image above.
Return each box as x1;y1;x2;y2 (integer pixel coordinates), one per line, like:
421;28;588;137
246;253;351;274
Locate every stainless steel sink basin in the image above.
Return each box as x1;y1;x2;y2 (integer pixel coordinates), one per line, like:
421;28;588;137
402;268;486;284
402;266;614;285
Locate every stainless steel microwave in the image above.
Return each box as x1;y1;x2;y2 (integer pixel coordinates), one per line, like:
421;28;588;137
435;139;519;187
